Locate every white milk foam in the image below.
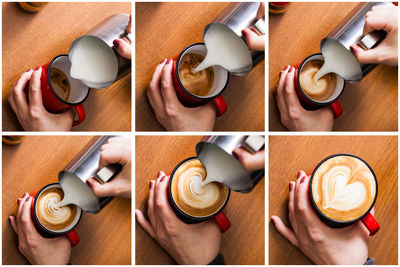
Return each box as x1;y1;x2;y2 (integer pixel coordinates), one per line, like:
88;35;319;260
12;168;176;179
193;23;252;75
315;39;362;82
70;36;118;86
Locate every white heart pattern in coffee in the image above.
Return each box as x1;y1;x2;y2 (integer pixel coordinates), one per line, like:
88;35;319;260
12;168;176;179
171;158;228;217
36;187;77;231
312;155;376;222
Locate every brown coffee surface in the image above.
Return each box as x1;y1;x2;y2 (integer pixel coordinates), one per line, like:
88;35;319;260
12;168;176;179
35;187;77;231
300;60;336;101
171;158;228;217
50;67;71;102
311;155;376;222
178;53;214;96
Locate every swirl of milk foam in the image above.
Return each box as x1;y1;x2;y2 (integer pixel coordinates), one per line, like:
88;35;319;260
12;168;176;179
37;191;74;227
177;166;220;210
301;67;329;95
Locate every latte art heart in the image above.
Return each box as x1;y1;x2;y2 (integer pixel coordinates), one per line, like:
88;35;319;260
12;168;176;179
36;187;78;231
312;156;376;222
171;158;228;217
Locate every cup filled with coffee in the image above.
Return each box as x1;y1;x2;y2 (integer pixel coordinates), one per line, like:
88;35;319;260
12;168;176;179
30;183;82;246
309;154;380;235
24;55;89;126
168;157;231;232
172;43;229;117
293;53;346;118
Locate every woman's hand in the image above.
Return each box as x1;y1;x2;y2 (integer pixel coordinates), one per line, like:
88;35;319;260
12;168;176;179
242;2;265;51
147;59;217;131
271;171;370;265
8;67;74;131
9;193;71;265
351;5;398;66
86;137;131;198
276;65;334;131
113;14;132;59
232;148;265;171
135;171;222;265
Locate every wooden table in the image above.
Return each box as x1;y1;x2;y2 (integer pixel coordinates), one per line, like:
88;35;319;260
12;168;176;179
269;136;398;264
135;3;265;131
135;136;264;264
269;2;398;131
2;136;131;265
2;2;131;131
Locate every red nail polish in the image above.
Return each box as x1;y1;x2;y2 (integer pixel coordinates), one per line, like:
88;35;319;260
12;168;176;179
149;181;152;190
300;176;306;183
160;58;166;64
241;29;247;37
35;66;41;70
284;65;290;71
160;176;165;182
232;150;239;159
290;66;295;72
166;58;172;64
297;171;302;179
289;183;292;191
25;68;32;72
113;39;119;49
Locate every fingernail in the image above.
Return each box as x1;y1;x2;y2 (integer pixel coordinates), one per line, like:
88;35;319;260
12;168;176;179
149;181;153;190
113;39;119;49
241;29;247;37
160;58;166;64
290;66;295;72
35;66;41;71
297;171;302;179
166;58;172;64
160;176;165;182
157;171;163;178
289;183;292;191
300;176;306;183
27;196;31;201
271;217;275;224
25;68;32;72
284;65;290;71
232;150;239;159
86;179;91;185
23;192;28;197
17;199;20;205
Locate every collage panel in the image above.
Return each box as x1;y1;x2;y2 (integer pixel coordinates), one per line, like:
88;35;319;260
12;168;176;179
2;135;131;264
2;2;131;131
135;135;265;264
268;2;398;131
269;135;398;265
135;2;265;131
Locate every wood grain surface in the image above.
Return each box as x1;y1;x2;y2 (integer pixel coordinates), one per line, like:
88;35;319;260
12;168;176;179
135;3;265;131
269;2;398;131
135;136;264;264
2;136;131;265
269;136;398;265
2;2;131;131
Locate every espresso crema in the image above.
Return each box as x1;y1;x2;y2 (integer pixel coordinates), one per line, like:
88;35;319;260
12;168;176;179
178;53;214;97
35;187;78;231
300;60;337;101
171;158;228;217
311;155;376;222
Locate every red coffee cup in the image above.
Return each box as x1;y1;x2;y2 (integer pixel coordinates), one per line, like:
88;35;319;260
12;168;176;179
168;157;231;233
25;55;89;126
172;43;229;117
309;154;380;236
30;183;81;246
292;53;345;119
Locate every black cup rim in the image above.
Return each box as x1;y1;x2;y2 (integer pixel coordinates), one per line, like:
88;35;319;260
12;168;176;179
175;43;230;101
33;182;82;236
309;153;378;226
297;53;346;106
168;156;231;222
48;54;90;106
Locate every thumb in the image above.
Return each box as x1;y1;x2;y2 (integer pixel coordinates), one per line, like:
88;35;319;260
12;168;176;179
350;44;385;64
113;39;131;60
232;147;265;171
86;177;118;197
241;28;265;51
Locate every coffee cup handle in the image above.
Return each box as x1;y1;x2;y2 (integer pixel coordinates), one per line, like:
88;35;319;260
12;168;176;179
66;229;80;246
361;212;380;236
329;100;343;119
72;104;86;126
213;211;231;233
212;95;227;117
